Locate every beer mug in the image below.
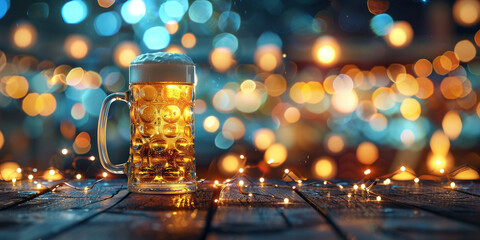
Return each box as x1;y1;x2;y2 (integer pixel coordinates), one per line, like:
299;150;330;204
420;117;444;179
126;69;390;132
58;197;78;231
97;52;196;194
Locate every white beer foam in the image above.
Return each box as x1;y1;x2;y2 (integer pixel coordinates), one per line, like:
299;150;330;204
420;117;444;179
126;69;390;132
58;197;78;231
131;52;194;65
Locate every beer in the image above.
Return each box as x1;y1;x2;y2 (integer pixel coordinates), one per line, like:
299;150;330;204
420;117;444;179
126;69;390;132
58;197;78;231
129;82;195;185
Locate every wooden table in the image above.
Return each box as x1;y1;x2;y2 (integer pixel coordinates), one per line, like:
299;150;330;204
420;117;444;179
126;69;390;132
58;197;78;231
1;178;479;240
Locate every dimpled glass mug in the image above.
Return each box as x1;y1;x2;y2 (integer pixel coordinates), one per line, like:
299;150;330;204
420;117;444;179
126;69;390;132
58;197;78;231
98;52;197;194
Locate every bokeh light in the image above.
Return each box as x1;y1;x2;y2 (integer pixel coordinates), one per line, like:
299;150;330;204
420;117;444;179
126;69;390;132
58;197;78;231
64;35;90;59
400;98;421;121
62;0;87;24
121;0;145;24
113;41;140;68
189;0;213;23
210;48;234;73
367;0;389;15
218;154;242;175
254;128;275;150
326;134;345;153
12;22;37;49
94;11;121;36
442;111;462;140
264;143;287;167
98;0;115;8
356;142;379;165
453;0;480;26
312;36;340;66
370;13;393;36
0;162;22;181
5;76;28;99
204;116;220;133
222;117;245;140
454;40;476;63
181;33;197;49
386;21;413;48
313;157;337;179
0;0;10;20
414;59;432;77
331;90;358;114
143;26;170;50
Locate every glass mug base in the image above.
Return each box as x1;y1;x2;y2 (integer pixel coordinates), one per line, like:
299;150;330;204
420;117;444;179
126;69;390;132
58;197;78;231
128;181;197;194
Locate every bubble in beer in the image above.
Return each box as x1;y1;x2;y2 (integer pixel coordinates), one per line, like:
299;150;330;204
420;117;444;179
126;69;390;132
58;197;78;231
140;105;157;123
138;166;156;182
175;138;189;152
140;123;156;137
132;135;143;150
140;85;157;101
162;105;181;123
162;167;183;181
184;125;192;137
132;86;140;100
162;85;181;102
163;124;178;138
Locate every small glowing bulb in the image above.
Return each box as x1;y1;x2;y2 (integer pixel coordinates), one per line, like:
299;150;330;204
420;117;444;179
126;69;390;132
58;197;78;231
338;185;344;189
283;198;289;204
239;168;244;173
33;168;37;173
364;169;371;175
292;186;296;189
353;185;358;190
240;155;245;159
297;180;302;184
414;178;419;183
282;53;287;58
84;186;89;192
248;193;253;197
259;177;265;183
384;179;391;185
440;169;445;173
436;160;441;165
16;168;22;173
450;182;455;189
102;172;108;178
89;156;95;161
12;178;17;183
400;166;406;172
214;180;219;185
323;181;327;185
361;184;366;189
366;188;370;192
49;170;55;175
284;169;290;174
267;159;274;164
347;193;352;198
376;196;381;201
61;148;68;155
76;174;82;180
238;180;244;186
28;174;33;180
214;199;219;203
37;183;42;189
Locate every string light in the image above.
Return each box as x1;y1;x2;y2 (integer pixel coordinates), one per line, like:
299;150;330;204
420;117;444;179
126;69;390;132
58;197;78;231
347;193;352;198
259;177;265;183
284;169;290;174
239;168;244;173
214;199;219;203
240;155;245;159
238;180;244;186
400;166;406;172
76;174;82;180
440;169;445;173
283;198;289;204
450;182;455;189
353;184;358;190
12;178;16;183
37;183;42;189
89;156;95;161
28;174;33;180
61;148;69;155
214;180;219;185
49;169;55;175
361;184;366;189
248;193;253;197
297;180;302;184
414;178;419;183
364;169;371;175
384;179;391;185
376;196;381;201
102;172;108;178
16;168;22;173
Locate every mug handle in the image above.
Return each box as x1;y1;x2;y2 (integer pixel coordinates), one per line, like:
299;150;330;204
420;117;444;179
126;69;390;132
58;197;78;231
97;92;128;174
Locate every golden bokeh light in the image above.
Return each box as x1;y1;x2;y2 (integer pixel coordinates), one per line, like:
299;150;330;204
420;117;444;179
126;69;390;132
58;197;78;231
372;87;395;110
240;79;256;93
312;36;340;66
414;59;432;77
222;117;245;140
113;41;141;68
386;21;413;48
415;77;434;99
453;168;480;180
400;129;415;146
203;116;220;133
218;154;242;174
430;130;450;157
36;93;56;116
0;162;22;181
400;98;421;121
331;90;358;114
210;47;234;73
453;0;480;26
356;100;377;121
98;0;115;8
71;103;86;120
386;63;406;82
253;128;276;150
264;74;287;96
313;157;337;179
454;40;476;63
284;107;301;124
255;45;282;72
165;21;179;34
332;74;353;93
427;152;454;172
5;76;29;99
235;90;262;113
12;22;37;49
165;45;185;54
356;142;379;165
22;93;39;116
442;111;462;140
212;89;235;112
60;120;76;140
326;134;344;153
264;143;287;167
181;33;197;49
367;0;389;15
64;35;90;59
395;74;418;96
440;76;464;99
391;171;416;180
74;132;91;154
369;113;388;131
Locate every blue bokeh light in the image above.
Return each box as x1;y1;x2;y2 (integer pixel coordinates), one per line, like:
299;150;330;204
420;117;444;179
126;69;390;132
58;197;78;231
189;0;213;23
213;33;239;53
257;31;283;48
94;11;121;36
215;132;234;149
0;0;10;20
370;13;394;36
61;0;87;24
81;89;107;116
218;11;241;32
121;0;146;24
159;0;188;23
143;26;170;50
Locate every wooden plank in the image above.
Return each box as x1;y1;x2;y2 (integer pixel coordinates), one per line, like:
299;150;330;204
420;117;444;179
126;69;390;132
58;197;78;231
207;179;338;239
0;180;64;210
300;181;480;240
370;180;480;226
0;179;128;240
51;181;216;240
453;180;480;197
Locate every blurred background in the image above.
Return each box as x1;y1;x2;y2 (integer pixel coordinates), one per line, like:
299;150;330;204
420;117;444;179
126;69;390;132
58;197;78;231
1;0;480;181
